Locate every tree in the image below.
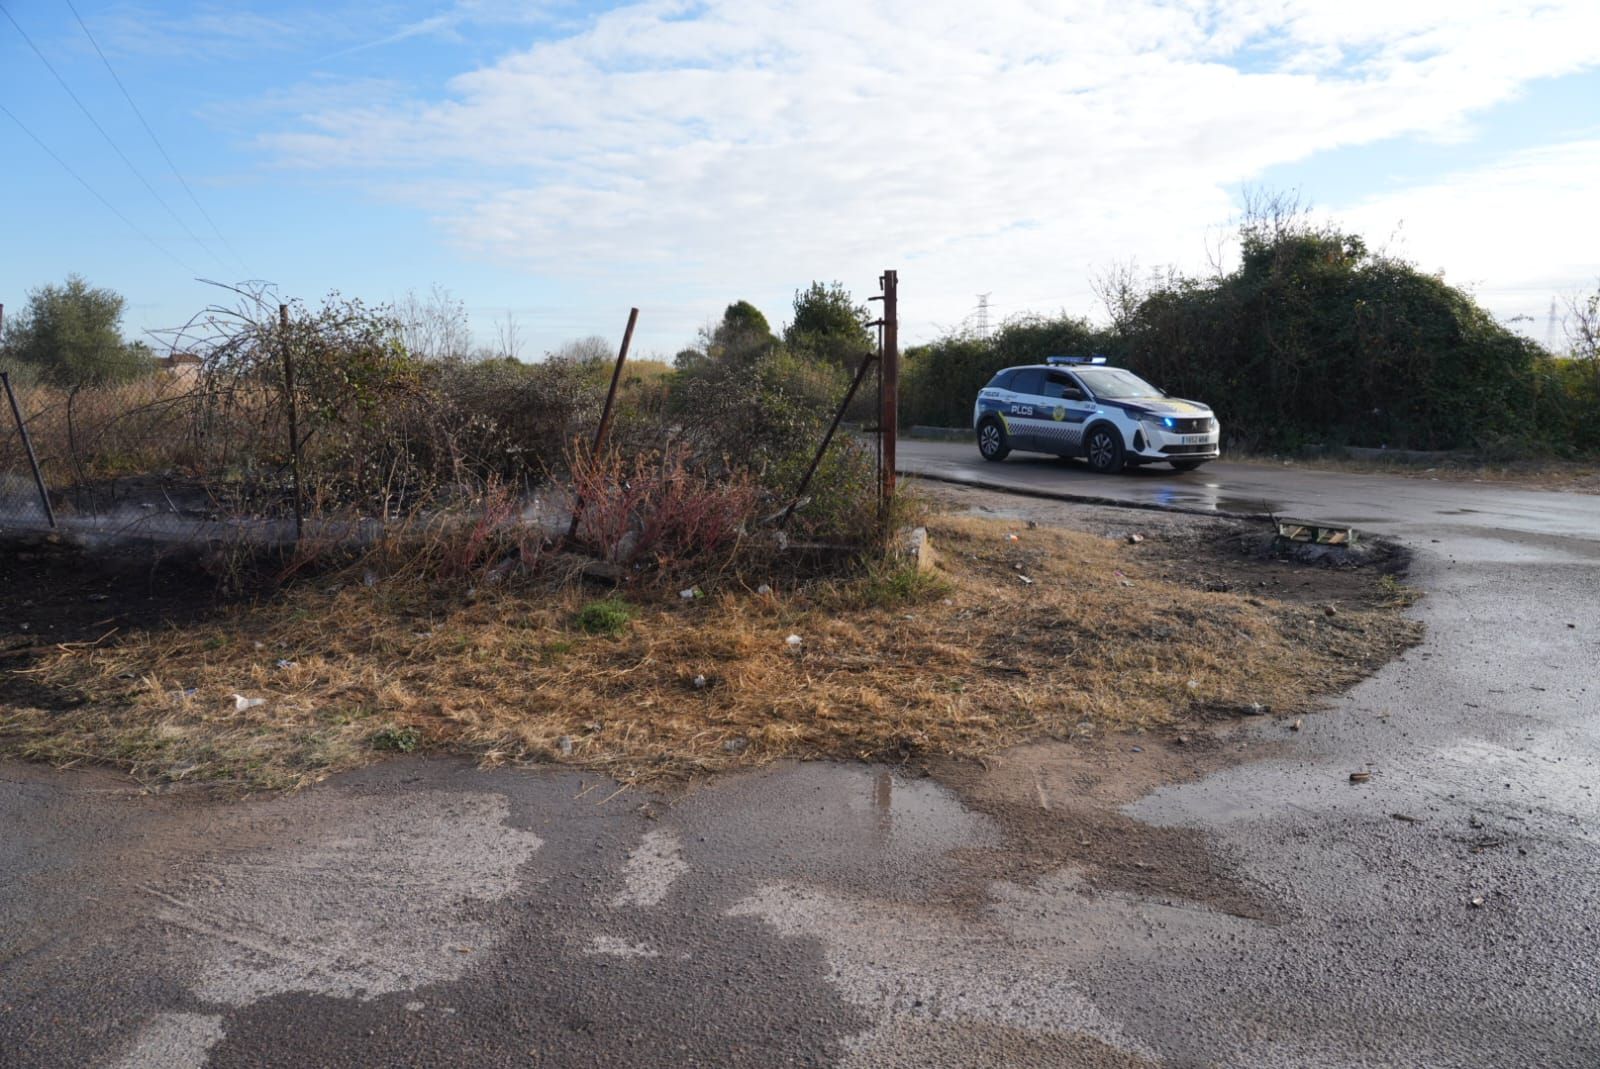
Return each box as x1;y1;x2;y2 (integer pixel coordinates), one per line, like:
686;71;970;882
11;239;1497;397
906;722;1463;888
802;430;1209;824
1116;215;1545;450
549;335;614;367
898;313;1107;430
2;275;149;386
393;285;471;362
784;282;871;370
710;300;777;364
675;301;777;371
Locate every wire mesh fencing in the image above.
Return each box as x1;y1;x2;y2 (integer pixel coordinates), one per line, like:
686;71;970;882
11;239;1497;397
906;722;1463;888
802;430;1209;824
0;282;896;563
0;295;615;552
0;369;284;543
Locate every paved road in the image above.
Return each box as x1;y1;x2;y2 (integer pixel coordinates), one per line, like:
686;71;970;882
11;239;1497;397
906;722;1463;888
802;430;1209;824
4;456;1600;1067
898;437;1599;544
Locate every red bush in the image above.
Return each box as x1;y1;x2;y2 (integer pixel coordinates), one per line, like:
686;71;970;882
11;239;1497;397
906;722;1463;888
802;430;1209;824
568;443;758;572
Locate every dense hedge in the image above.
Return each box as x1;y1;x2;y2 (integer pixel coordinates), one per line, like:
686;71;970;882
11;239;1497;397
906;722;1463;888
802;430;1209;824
901;224;1598;454
901;315;1106;429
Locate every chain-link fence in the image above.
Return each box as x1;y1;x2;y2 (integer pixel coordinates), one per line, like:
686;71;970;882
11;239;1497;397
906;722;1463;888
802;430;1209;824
0;282;635;552
1;285;894;562
0;368;267;542
0;373;607;550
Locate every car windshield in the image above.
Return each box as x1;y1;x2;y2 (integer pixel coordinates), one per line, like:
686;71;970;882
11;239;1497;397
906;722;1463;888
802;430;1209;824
1074;368;1164;400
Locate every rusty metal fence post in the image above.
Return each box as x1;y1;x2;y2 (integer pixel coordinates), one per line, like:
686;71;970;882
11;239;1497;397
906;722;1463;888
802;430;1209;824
781;350;878;528
566;307;639;541
879;269;898;513
0;301;57;530
1;371;57;530
280;303;304;542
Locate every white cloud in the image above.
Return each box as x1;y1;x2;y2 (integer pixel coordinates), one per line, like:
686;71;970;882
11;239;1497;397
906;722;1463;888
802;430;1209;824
1338;138;1600;338
255;0;1600;344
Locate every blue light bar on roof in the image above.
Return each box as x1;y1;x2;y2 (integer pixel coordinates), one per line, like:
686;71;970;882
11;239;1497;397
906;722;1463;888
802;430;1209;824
1045;355;1107;365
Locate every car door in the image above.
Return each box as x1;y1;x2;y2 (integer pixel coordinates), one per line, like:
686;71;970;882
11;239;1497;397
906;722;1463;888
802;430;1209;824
1002;368;1047;450
1036;371;1097;456
1030;371;1071;454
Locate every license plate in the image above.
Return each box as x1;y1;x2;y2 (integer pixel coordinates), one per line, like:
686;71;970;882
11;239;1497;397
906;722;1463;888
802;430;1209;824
1180;435;1210;445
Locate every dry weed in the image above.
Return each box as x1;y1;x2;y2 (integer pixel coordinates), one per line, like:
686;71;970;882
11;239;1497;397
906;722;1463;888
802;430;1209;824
0;515;1420;789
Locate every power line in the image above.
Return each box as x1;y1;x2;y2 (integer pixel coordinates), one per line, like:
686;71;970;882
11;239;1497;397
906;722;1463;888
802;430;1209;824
0;101;199;274
0;1;224;271
63;0;247;275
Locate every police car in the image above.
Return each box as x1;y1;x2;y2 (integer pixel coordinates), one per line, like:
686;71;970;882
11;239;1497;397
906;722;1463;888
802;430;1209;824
972;356;1220;473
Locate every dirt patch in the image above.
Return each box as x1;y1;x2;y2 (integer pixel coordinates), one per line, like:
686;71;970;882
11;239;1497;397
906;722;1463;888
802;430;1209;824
0;496;1422;790
928;732;1284;921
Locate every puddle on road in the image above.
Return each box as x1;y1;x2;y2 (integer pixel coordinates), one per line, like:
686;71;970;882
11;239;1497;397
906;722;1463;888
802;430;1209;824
1147;484;1284;515
676;762;999;901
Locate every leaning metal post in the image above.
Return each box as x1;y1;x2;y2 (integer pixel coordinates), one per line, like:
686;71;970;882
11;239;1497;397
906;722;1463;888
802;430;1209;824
0;302;57;529
1;370;56;530
781;350;878;529
567;307;639;542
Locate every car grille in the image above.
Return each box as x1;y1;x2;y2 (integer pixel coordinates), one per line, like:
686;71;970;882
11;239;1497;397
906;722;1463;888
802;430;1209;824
1167;417;1211;434
1161;443;1215;455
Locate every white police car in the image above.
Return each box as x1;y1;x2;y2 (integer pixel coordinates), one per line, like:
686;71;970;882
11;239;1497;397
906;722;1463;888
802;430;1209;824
972;356;1220;473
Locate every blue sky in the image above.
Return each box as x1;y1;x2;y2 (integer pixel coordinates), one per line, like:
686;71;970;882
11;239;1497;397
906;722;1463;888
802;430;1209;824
2;0;1598;359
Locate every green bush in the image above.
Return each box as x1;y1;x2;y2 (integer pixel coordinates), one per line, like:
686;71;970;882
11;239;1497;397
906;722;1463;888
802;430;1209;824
576;597;634;636
900;314;1105;429
900;222;1598;455
667;298;881;544
1116;224;1552;451
671;347;848;475
370;726;422;752
784;281;874;373
849;560;952;608
431;356;605;481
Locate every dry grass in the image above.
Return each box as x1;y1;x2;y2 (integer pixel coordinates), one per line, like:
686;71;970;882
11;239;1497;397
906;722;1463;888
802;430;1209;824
0;376;269;485
0;514;1421;789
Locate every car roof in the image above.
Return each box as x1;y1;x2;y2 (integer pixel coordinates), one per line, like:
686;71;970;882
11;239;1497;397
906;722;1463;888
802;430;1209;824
998;363;1128;374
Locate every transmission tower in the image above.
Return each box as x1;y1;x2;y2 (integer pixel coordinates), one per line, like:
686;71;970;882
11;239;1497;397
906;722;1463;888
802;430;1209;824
976;293;991;338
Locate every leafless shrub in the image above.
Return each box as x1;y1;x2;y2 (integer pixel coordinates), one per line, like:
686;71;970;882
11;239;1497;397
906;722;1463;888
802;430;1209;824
569;442;759;574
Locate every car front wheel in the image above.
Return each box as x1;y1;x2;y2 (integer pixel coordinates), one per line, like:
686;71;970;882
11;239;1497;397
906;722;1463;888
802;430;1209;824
977;418;1010;461
1084;426;1124;473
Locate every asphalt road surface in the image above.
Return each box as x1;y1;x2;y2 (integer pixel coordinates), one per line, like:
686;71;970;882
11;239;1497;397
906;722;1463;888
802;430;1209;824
4;449;1599;1068
897;437;1598;542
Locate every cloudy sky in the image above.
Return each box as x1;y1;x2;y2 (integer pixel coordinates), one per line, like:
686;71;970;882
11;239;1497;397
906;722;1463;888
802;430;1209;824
2;0;1598;357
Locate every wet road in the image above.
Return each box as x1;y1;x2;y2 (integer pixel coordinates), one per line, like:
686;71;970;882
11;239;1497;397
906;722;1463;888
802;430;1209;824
898;438;1599;544
4;460;1600;1067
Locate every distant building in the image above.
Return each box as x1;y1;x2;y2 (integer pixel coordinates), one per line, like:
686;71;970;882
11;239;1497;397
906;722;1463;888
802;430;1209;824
152;353;203;382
